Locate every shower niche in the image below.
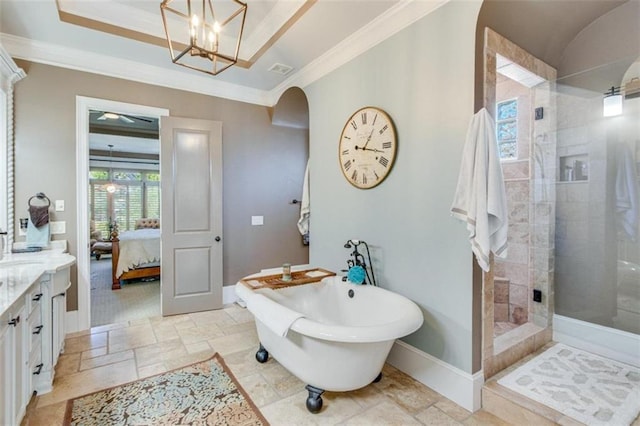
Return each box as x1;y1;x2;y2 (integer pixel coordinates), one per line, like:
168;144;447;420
559;154;589;182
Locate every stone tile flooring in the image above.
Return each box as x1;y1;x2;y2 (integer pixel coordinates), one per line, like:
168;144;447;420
23;305;511;425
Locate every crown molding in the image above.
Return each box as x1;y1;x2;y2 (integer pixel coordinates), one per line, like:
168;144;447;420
0;42;26;90
2;0;451;107
0;33;271;106
268;0;451;103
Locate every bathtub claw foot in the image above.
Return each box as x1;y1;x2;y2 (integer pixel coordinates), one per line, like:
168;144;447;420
373;372;382;383
305;385;324;414
256;344;269;363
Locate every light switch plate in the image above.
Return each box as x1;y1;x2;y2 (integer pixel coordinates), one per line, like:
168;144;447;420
251;216;264;226
55;200;65;211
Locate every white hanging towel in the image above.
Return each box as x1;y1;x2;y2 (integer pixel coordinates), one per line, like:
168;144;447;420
297;160;310;235
450;108;508;272
615;143;638;241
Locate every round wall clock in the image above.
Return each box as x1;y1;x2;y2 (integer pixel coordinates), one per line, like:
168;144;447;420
339;106;397;189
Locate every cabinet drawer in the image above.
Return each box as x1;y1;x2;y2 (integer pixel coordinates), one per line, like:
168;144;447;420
28;309;43;353
25;285;44;316
30;339;42;369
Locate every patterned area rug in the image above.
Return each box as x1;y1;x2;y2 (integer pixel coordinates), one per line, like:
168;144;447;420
64;354;268;426
498;343;640;425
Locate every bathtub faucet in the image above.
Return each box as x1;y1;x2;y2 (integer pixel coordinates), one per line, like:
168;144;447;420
343;239;377;286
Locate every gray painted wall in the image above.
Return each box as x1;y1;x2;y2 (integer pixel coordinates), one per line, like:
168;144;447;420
305;1;482;373
12;61;309;310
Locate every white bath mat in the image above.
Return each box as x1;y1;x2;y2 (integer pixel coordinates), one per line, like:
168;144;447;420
497;343;640;425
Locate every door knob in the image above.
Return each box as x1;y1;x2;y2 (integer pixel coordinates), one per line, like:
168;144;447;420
215;236;221;242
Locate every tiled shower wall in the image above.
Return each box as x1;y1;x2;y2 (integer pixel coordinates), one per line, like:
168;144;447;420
495;76;532;325
554;89;617;327
482;28;557;378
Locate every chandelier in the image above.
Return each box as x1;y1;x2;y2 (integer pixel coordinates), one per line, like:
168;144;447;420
103;144;118;194
160;0;248;76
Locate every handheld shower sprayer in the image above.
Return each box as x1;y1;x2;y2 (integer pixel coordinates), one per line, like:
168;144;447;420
343;239;377;286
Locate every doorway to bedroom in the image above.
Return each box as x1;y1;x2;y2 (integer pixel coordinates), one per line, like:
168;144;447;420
76;97;169;331
88;109;162;327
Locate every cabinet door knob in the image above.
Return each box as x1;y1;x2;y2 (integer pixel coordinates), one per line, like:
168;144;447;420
8;316;20;327
32;293;43;301
215;236;221;242
33;325;44;335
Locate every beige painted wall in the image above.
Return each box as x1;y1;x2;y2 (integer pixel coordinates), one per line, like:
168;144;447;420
13;61;309;311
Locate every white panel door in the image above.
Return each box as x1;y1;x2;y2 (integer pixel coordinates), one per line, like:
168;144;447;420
161;116;223;315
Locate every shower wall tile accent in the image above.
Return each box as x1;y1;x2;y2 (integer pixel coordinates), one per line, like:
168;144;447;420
502;161;529;180
495;279;510;303
495;303;509;323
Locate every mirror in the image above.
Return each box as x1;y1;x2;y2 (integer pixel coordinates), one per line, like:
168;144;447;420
0;44;26;251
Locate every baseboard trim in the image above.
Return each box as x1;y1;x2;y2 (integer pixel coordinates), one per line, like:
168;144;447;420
65;310;79;334
386;340;484;412
223;285;239;305
553;314;640;367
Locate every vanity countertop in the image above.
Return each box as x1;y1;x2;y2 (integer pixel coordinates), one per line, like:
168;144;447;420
0;249;76;317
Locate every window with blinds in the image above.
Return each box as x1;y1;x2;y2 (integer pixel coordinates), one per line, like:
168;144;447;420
89;169;160;236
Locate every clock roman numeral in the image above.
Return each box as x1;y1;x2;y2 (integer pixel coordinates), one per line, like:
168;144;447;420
372;114;378;126
361;112;367;125
341;149;349;156
379;156;389;168
374;170;380;181
343;159;352;171
379;124;388;135
351;169;358;181
343;135;351;140
362;174;368;185
382;142;392;149
350;120;357;131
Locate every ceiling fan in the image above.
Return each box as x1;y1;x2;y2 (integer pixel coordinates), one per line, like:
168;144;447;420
96;112;154;124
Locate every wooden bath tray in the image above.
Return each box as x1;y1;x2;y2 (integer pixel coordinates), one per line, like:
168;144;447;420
240;268;335;290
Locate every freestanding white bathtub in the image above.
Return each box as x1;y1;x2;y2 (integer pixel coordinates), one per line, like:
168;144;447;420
235;275;424;413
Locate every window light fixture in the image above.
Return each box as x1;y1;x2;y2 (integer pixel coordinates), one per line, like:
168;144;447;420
160;0;248;76
603;86;623;117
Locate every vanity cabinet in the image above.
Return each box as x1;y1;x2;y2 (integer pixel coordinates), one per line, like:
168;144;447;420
36;267;70;392
0;294;28;425
0;265;69;424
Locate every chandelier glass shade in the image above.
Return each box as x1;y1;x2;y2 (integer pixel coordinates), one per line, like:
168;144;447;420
160;0;248;76
103;144;118;194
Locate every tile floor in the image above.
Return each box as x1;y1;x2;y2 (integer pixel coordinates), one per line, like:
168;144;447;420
23;304;513;425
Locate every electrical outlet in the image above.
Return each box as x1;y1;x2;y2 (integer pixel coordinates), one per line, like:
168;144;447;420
251;216;264;226
50;221;66;235
533;289;542;303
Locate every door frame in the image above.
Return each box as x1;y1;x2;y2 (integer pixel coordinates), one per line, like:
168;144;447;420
75;96;169;331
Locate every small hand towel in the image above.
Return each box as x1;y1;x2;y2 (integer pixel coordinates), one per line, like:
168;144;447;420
247;293;304;337
615;143;638;241
29;205;50;228
297;160;310;236
26;218;50;248
451;108;508;272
